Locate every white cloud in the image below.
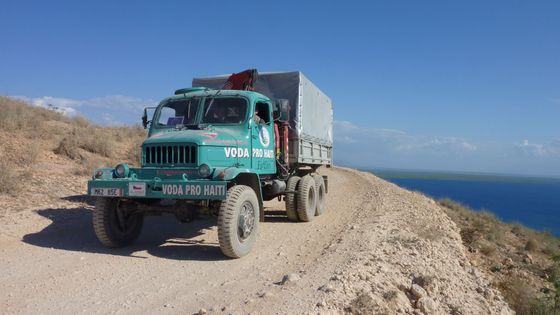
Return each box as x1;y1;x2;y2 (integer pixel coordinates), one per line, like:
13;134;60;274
10;95;157;125
515;139;560;157
334;120;478;155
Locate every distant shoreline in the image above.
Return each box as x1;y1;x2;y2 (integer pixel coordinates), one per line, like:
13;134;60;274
367;169;560;184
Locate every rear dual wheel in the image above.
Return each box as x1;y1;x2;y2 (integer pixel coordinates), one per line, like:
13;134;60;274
285;174;327;222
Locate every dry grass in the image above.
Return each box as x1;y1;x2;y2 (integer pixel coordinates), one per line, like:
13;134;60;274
1;96;147;181
439;198;560;315
0;160;20;195
73;157;105;176
0;96;66;131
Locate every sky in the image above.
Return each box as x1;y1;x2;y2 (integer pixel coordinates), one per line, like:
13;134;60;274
1;1;559;176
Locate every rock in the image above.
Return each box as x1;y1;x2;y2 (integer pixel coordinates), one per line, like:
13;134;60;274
410;284;427;300
319;284;335;293
258;291;273;298
502;258;514;266
316;300;326;307
523;254;533;264
416;297;437;314
281;273;301;284
198;308;207;315
351;225;359;230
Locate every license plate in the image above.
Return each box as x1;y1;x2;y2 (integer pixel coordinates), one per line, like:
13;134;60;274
91;188;122;197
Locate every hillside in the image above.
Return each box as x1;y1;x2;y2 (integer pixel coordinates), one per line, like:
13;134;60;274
0;97;557;314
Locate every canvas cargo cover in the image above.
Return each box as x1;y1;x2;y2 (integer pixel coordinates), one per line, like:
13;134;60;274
192;72;333;146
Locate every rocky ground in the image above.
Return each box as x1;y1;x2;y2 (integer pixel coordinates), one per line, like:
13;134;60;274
0;166;512;315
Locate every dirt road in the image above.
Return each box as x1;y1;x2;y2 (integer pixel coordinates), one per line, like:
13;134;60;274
0;167;511;314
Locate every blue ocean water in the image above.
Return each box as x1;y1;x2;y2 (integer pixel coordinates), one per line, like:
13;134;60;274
373;172;560;236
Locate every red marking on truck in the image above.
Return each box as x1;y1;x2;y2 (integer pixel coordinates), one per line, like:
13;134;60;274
202;132;218;139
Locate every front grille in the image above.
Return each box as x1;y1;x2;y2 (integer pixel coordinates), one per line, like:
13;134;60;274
143;144;197;166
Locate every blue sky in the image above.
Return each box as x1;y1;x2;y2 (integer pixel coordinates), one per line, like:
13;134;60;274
1;1;559;176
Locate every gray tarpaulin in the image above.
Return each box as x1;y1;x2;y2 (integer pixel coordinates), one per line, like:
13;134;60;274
192;71;333;146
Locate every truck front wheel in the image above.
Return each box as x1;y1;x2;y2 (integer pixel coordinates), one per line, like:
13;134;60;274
93;198;144;248
218;185;260;258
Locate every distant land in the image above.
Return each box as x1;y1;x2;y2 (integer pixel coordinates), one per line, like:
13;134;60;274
369;168;560;184
369;168;560;236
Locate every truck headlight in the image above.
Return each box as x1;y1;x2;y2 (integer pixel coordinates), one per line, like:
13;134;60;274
114;163;130;178
198;164;211;178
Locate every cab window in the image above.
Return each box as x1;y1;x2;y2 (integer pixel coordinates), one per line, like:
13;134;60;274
202;97;247;124
157;98;199;126
255;102;271;124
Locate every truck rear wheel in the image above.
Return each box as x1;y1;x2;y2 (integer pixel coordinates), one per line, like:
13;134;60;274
218;185;260;258
284;176;301;221
93;198;144;248
312;175;326;216
297;175;317;222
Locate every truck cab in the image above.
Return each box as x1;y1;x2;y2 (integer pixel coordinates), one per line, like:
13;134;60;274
88;71;332;258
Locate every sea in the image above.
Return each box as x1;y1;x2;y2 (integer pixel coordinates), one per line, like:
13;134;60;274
370;170;560;237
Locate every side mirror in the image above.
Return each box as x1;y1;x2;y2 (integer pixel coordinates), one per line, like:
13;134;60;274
142;108;149;129
142;106;156;129
275;99;289;123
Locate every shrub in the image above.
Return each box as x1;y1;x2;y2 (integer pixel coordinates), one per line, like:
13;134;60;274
0;161;19;194
72;115;90;128
526;239;539;252
73;157;103;176
19;143;40;167
54;137;80;160
78;129;114;157
480;244;497;256
498;277;537;315
126;141;142;165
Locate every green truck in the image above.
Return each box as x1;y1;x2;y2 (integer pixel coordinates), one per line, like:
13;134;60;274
88;71;333;258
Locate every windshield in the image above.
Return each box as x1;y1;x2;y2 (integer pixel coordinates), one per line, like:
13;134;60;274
157;98;199;126
201;97;247;124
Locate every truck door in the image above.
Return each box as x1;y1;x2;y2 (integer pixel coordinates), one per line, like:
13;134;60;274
251;101;276;175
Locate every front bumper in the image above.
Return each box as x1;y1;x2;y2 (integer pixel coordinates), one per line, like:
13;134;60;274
87;178;228;200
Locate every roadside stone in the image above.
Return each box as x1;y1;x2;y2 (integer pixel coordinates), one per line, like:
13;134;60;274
281;273;301;284
410;284;427;300
198;308;207;315
416;297;437;314
258;291;273;298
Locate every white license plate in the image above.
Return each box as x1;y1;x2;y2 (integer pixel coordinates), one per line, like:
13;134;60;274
91;188;122;197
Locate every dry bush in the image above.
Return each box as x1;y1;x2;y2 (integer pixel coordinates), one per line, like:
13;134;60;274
78;128;114;157
347;292;376;314
54;127;115;159
73;157;104;176
498;277;538;315
440;199;506;246
54;137;81;160
19;142;41;167
480;244;497;256
0;160;20;194
526;239;539;252
116;125;145;141
71;115;90;128
126;140;143;165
